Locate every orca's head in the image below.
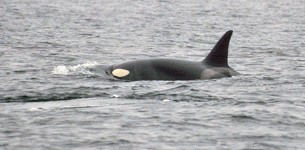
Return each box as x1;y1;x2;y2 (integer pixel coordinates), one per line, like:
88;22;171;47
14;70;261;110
105;63;134;80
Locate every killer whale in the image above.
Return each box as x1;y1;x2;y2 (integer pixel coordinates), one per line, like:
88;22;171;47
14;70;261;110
106;30;240;81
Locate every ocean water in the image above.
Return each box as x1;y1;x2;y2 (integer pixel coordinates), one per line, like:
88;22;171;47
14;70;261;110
1;0;305;149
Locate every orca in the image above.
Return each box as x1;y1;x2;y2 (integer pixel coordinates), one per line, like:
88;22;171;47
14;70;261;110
105;30;240;81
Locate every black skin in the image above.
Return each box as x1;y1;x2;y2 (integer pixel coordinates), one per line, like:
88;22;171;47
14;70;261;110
106;59;203;80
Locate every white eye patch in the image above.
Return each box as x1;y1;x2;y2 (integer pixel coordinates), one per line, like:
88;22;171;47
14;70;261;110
112;69;130;78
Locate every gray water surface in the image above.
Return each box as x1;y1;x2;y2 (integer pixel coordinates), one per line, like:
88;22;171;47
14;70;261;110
1;0;305;149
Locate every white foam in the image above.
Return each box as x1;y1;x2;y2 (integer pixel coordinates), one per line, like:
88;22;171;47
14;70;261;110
162;99;171;102
52;65;70;75
110;94;120;98
28;107;44;111
52;61;98;76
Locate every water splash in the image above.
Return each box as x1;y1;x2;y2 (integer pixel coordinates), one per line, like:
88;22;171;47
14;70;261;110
52;61;98;76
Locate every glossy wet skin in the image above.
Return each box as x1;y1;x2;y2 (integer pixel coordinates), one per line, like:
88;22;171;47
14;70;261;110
106;58;240;81
106;59;202;80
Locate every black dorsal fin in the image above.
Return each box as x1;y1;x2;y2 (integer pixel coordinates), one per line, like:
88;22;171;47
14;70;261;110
203;30;233;67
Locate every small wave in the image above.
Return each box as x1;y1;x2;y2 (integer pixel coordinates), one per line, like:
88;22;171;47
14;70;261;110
52;61;98;76
124;85;233;102
1;92;109;103
231;114;260;122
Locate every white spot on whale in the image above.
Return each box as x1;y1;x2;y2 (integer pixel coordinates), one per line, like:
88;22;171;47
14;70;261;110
112;69;130;78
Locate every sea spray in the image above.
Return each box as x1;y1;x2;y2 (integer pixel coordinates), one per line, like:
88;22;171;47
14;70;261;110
52;61;98;76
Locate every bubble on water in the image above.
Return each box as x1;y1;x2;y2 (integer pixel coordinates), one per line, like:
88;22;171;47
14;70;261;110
110;94;120;98
28;107;44;111
162;99;172;102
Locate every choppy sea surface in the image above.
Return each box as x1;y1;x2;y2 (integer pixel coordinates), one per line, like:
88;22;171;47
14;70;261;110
1;0;304;149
